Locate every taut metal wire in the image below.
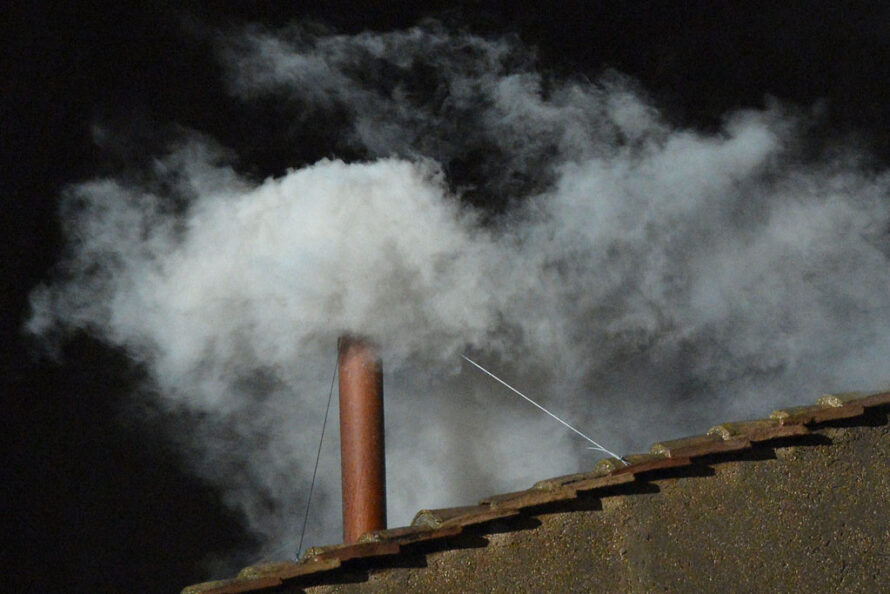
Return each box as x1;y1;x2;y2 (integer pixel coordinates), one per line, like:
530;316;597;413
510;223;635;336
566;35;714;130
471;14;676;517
461;354;627;464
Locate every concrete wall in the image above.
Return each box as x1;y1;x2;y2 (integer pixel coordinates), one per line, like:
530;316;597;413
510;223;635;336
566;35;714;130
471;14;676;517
303;414;889;593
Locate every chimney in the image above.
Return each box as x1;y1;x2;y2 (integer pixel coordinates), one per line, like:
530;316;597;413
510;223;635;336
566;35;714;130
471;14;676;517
337;335;387;543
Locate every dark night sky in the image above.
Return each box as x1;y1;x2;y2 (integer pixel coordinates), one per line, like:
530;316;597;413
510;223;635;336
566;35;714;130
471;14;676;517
4;2;890;592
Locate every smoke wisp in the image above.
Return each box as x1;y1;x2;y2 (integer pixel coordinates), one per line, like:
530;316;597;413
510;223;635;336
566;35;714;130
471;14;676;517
28;23;890;566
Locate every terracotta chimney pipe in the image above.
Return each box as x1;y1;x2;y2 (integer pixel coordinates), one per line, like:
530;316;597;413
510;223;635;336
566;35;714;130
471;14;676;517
337;335;387;543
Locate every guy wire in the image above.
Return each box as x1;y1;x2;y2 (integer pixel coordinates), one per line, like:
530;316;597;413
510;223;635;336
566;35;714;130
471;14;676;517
296;359;338;559
461;354;627;464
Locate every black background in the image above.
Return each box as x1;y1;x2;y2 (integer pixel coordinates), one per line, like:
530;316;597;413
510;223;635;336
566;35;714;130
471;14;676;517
4;2;890;592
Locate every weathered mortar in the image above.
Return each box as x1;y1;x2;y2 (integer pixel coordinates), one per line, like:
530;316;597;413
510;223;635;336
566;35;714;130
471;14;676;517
302;419;890;593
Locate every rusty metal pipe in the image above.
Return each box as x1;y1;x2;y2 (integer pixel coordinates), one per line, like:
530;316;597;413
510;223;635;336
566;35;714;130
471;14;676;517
338;335;386;543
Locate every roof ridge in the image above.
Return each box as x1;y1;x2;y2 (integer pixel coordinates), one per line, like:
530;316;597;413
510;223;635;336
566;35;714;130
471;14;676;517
182;390;890;594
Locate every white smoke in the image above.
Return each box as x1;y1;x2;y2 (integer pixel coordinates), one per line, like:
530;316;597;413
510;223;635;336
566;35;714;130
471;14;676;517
28;23;890;567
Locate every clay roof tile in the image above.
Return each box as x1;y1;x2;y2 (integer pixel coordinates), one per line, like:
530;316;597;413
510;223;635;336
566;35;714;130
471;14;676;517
411;505;519;530
181;576;283;594
237;558;341;580
301;540;400;564
481;486;578;510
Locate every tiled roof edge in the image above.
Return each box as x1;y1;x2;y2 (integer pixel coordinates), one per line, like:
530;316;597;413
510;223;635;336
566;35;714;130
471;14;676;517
181;390;890;593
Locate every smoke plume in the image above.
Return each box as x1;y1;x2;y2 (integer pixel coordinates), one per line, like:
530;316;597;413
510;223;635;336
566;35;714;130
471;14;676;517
28;23;890;565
